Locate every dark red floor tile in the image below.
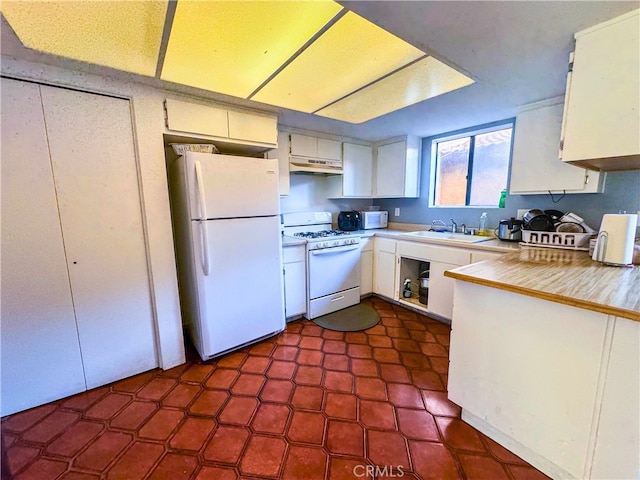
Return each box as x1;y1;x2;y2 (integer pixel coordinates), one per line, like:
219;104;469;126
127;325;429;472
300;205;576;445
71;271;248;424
294;366;323;385
240;356;270;374
323;353;350;371
291;386;324;410
324;392;357;420
403;320;427;331
156;364;189;379
218;397;258;425
106;441;164;480
205;368;239;389
45;420;103;456
380;317;402;327
85;393;131;420
162;383;201;408
393;338;421;353
230;373;265;396
420;342;449;357
259;379;294;403
249;341;275;357
458;453;511;480
250;404;290;434
409;330;437;343
380;364;411;383
194;465;238;480
14;458;68;480
296;348;324;365
422;391;461;417
286;322;304;333
427;322;451;335
239;436;286;478
322;329;344;340
300;324;323;337
299;336;323;350
272;345;299;361
484;436;529;465
373;347;401;364
328;457;371;480
367;430;410;468
169;417;215;451
323;371;354;392
286;411;325;444
354;377;387;401
397;311;419;321
266;360;296;380
62;388;109;411
112;372;155;393
216;352;248;368
386;327;410;339
180;364;214;383
3;404;55;432
203;426;249;463
388;383;424;409
436;333;451;346
276;333;301;346
326;420;364;456
396;408;439;441
188;390;228;416
5;444;40;474
436;417;486;452
322;339;347;354
74;431;132;471
137;378;176;401
138;408;184;440
22;410;79;443
147;452;198;480
350;358;379;377
429;356;450;374
345;332;368;344
359;400;396;430
59;471;101;480
110;401;157;430
411;370;445;391
366;324;387;336
401;352;432;369
409;440;462;480
281;445;326;480
367;335;393;348
347;344;373;359
508;464;552;480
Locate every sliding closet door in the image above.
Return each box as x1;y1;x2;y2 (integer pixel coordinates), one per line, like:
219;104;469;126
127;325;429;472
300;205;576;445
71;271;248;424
1;78;86;416
40;86;158;389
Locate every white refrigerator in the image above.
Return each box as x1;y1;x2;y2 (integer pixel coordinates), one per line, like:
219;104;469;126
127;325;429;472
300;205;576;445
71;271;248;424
169;151;285;360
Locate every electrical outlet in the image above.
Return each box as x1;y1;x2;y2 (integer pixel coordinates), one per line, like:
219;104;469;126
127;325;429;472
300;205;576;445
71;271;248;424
395;208;400;216
516;209;528;220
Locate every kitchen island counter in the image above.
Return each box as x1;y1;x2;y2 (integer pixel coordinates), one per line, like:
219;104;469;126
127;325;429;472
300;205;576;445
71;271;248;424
445;247;639;321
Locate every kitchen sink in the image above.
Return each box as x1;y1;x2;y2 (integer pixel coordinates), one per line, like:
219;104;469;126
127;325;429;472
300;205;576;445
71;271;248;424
400;230;494;243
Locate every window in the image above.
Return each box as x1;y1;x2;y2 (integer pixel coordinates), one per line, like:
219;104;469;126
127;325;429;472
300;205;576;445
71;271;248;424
432;123;513;207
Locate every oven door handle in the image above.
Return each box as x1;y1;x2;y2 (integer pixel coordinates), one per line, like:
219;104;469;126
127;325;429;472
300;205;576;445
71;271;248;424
310;245;359;255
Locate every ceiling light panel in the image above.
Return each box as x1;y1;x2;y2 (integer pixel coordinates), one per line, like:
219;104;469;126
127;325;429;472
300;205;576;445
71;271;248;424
315;56;475;123
1;1;167;76
161;0;343;98
251;11;425;112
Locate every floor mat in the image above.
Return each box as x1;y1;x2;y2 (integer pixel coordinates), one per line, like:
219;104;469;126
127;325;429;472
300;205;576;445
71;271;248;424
312;303;380;331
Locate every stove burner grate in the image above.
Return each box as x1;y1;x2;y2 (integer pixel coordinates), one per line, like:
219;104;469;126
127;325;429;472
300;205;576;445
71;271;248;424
293;230;353;239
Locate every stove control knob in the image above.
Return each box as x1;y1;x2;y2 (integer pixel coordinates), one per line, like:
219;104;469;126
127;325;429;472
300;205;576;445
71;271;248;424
333;240;340;246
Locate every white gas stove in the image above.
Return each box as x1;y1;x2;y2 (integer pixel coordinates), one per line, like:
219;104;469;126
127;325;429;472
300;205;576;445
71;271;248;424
282;212;361;319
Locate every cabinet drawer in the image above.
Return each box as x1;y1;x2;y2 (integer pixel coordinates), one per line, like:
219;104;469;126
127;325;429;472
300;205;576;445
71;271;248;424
309;287;360;319
398;241;471;265
283;245;305;263
374;237;396;254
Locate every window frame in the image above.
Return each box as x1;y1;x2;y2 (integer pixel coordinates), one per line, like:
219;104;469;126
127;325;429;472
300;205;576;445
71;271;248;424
429;120;515;208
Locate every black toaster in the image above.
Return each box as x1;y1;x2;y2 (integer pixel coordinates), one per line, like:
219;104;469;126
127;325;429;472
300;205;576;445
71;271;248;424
337;211;361;231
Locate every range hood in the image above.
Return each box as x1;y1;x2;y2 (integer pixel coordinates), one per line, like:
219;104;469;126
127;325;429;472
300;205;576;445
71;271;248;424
289;156;344;174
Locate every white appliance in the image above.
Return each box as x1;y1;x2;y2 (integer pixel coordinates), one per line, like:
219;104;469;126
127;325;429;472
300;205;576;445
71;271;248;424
360;210;388;229
592;213;638;266
282;212;361;319
289;156;344;174
169;151;285;360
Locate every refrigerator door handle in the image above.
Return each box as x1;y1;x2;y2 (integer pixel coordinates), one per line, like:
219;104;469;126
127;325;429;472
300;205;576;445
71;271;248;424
195;161;210;275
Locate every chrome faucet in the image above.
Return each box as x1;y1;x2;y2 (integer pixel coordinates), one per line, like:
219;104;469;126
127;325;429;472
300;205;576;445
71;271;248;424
431;219;447;231
450;218;457;233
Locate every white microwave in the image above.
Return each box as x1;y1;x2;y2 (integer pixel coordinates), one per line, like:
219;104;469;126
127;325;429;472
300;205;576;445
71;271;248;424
360;211;388;229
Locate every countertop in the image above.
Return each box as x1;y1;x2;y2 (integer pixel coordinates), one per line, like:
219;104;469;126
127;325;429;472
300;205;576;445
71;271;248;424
445;247;640;321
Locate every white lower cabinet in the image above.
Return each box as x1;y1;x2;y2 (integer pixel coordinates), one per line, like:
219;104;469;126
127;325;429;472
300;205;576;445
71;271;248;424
1;78;157;416
360;237;374;295
282;244;306;318
373;238;397;299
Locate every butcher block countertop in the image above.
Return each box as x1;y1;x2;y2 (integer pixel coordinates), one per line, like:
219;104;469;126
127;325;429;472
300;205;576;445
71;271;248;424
445;247;640;321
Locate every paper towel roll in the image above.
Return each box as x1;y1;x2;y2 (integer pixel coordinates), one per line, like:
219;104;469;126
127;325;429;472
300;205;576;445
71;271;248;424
592;214;638;266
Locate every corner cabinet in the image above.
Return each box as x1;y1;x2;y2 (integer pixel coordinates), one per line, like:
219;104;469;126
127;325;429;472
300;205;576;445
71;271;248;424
374;136;421;198
266;131;291;196
510;98;604;194
560;9;640;171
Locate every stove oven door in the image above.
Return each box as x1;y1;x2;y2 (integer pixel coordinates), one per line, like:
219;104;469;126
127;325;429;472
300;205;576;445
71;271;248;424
308;243;361;299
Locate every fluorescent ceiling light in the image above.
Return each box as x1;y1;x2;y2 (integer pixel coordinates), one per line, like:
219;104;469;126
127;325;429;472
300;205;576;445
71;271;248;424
0;1;167;77
161;0;343;98
251;10;425;113
315;56;475;123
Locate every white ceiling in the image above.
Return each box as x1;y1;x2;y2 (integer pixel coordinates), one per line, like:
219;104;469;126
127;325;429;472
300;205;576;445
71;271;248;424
1;1;637;142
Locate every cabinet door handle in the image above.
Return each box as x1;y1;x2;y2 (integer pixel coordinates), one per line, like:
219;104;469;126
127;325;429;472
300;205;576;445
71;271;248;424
330;295;345;302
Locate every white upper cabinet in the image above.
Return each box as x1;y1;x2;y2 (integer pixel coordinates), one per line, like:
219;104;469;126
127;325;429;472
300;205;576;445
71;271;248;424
510;98;604;194
374;135;421;198
342;142;373;197
266;130;291;196
290;133;341;160
228;109;277;145
560;9;640;171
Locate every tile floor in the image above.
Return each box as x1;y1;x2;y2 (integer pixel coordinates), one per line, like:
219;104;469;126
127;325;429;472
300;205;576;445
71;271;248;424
1;297;550;480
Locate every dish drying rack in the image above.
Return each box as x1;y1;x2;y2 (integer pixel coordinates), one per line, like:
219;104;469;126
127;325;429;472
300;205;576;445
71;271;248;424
520;230;594;251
